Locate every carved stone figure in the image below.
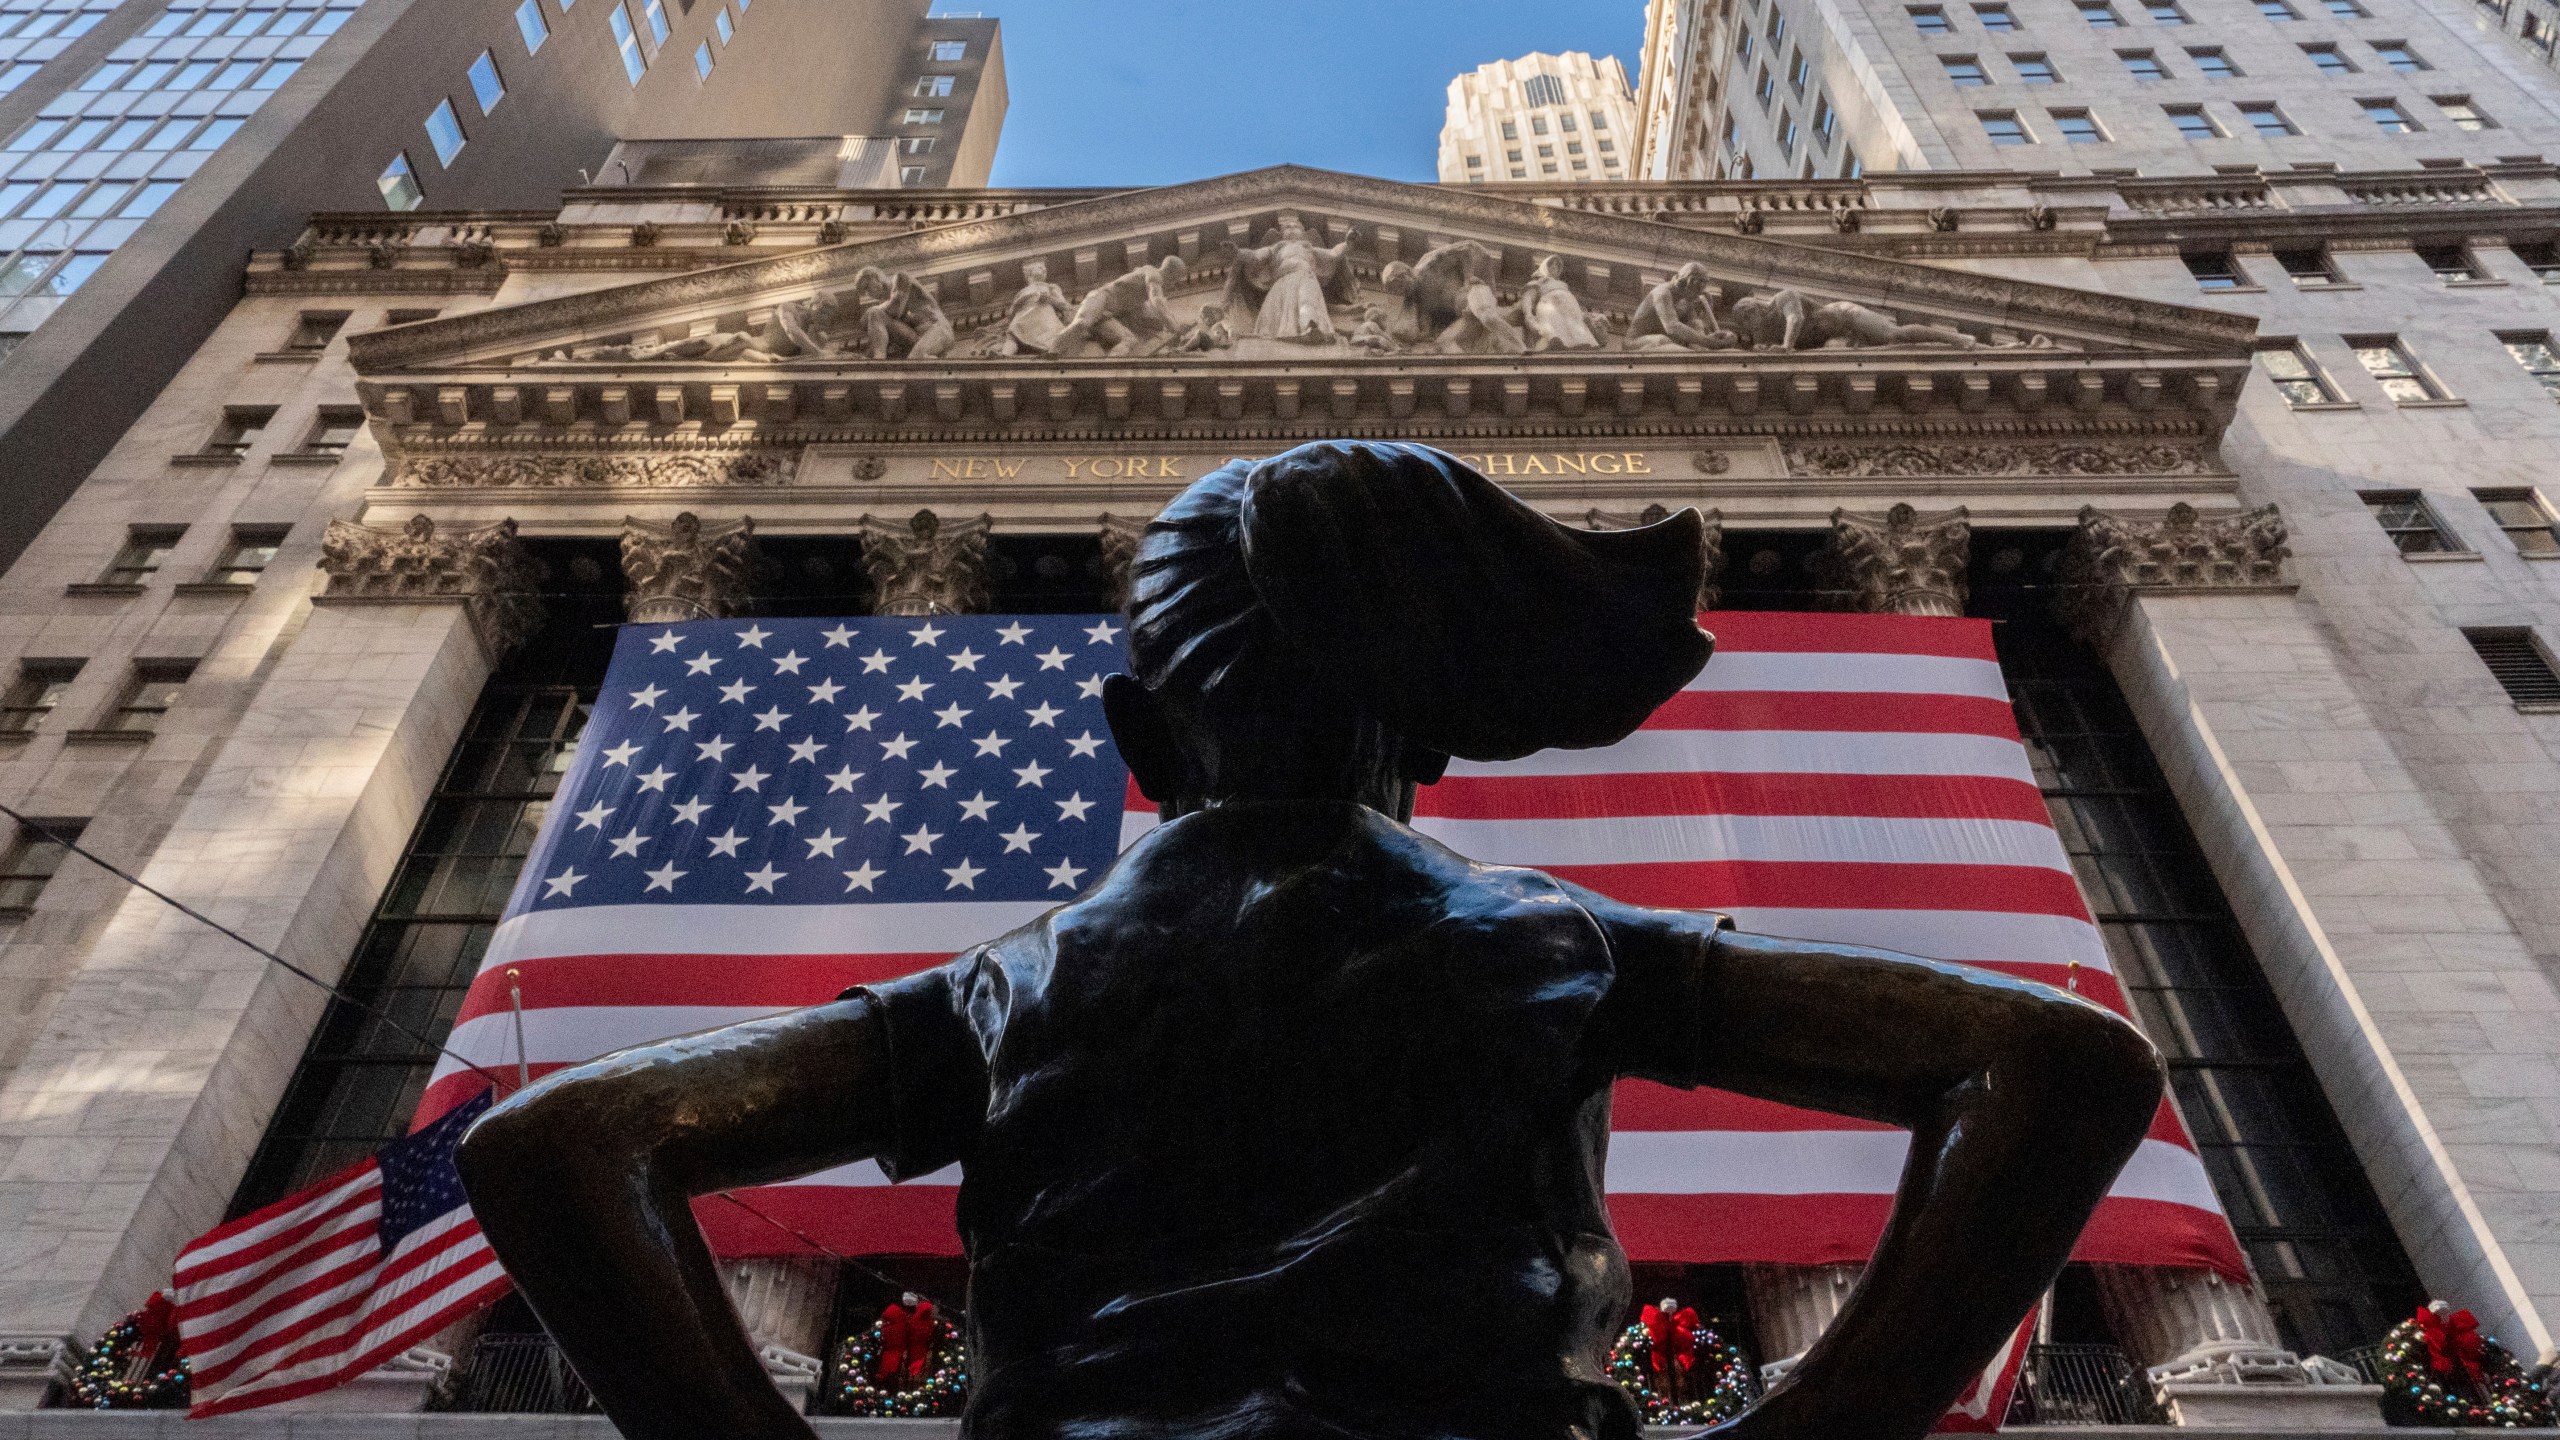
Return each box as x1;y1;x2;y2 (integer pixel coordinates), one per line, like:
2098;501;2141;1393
1590;502;1725;609
1173;301;1235;354
770;267;897;357
1518;255;1602;352
999;259;1074;356
858;509;991;616
1382;240;1516;354
318;514;543;659
1051;257;1191;358
462;441;2163;1440
1822;503;1973;616
1346;305;1396;354
1226;214;1356;343
1623;262;1737;352
857;271;956;361
1728;288;1980;351
2057;502;2290;641
619;512;759;623
574;326;786;364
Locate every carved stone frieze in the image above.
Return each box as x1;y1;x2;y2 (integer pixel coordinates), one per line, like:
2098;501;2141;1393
1587;503;1725;611
1823;503;1972;617
391;453;789;489
621;513;760;623
318;514;545;658
1098;513;1151;610
2057;501;2290;641
860;510;992;617
1784;441;2212;478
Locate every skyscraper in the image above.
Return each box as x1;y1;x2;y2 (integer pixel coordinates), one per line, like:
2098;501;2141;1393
1438;50;1639;184
0;0;1005;574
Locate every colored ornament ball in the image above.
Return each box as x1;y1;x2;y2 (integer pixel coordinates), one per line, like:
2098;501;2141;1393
1606;1313;1760;1426
2376;1306;2555;1428
68;1300;189;1411
832;1316;969;1417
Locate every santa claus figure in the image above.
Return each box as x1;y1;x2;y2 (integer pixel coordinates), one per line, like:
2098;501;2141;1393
875;1291;938;1387
1639;1296;1702;1401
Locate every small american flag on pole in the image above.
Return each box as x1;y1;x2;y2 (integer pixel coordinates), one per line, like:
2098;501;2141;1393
173;1092;507;1417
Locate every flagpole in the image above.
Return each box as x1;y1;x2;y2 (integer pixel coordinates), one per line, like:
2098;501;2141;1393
506;968;531;1095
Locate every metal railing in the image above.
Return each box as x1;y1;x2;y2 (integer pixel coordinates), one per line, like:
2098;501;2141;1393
2334;1343;2389;1384
448;1333;594;1414
2006;1344;2169;1426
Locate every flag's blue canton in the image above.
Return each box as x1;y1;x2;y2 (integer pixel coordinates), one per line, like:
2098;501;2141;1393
520;616;1131;913
375;1091;487;1253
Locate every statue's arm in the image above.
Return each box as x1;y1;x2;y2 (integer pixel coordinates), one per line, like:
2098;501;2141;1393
456;998;898;1440
1585;897;2161;1440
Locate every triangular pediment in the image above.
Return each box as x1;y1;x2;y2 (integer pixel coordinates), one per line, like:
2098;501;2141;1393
347;166;2256;379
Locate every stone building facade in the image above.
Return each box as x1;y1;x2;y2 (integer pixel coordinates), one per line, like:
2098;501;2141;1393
0;152;2556;1429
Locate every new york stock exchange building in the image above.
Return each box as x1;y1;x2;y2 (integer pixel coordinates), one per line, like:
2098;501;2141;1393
5;144;2560;1436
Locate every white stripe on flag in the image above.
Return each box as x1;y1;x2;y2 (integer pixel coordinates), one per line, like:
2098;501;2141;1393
435;1005;795;1081
484;899;1055;969
1685;651;2011;699
1727;907;2109;973
1407;812;2073;873
174;1167;378;1280
1445;729;2037;780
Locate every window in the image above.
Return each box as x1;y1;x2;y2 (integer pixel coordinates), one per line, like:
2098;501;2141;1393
639;0;670;43
2415;244;2485;280
2168;104;2224;137
1841;146;1863;177
1977;3;2019;25
901;165;928;184
1981;109;2032;142
2255;0;2299;17
467;51;505;114
424;99;465;166
2363;98;2418;131
189;119;246;151
1561;112;1581;133
204;407;275;458
714;7;732;42
2121;49;2168;77
285;310;349;351
2272;246;2337;282
513;0;547;52
903;136;935;154
387;309;443;326
2363;490;2460;550
2147;0;2190;18
1815;97;1838;136
2262;343;2342;404
905;108;945;124
2239;102;2299;135
0;820;83;915
0;661;80;734
2053;107;2107;141
2302;43;2354;72
47;253;110;297
930;39;966;61
2462;630;2560;705
692;41;712;78
1738;30;1756;62
1532;114;1551;134
1769;8;1789;40
2514;242;2560;281
1507;148;1523;163
2372;42;2425;69
1779;115;1800;154
610;7;647;82
1523;73;1567;106
1944;54;1989;83
2503;333;2560;399
1756;67;1776;105
254;60;300;91
1591;111;1611;129
378;153;423;210
2184;250;2245;286
102;527;186;588
2352;337;2445;401
208;526;289;585
302;406;366;456
2434;96;2494;129
102;660;193;734
1598;136;1617;152
2325;0;2368;14
1912;6;1953;31
2079;1;2124;23
2474;487;2560;555
915;74;954;96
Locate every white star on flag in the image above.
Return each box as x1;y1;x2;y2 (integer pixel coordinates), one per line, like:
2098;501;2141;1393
729;766;770;792
1045;858;1088;890
754;707;791;732
743;864;786;895
685;652;720;675
767;797;808;827
719;680;755;704
575;802;614;831
706;829;748;858
734;625;771;649
986;676;1023;700
909;623;944;647
1084;621;1121;644
544;868;587;898
1066;731;1105;757
602;741;641;767
608;828;650;859
826;767;864;793
636;767;675;793
863;796;902;824
957;793;997;821
808;680;845;704
822;624;857;647
943;858;984;890
648;630;681;653
845;706;881;732
696;736;734;763
629;683;667;709
660;707;699;732
1001;824;1041;854
804;829;847;859
670;798;711;825
788;737;827;764
996;622;1032;644
1057;793;1095;821
948;647;983;672
1036;647;1070;671
644;862;686;893
918;761;958;789
898;678;934;703
861;650;895;673
1027;704;1065;729
1014;760;1052;788
773;651;808;676
842;861;884;892
902;825;943;855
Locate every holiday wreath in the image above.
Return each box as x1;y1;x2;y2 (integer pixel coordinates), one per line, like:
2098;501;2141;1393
832;1313;969;1416
2376;1303;2554;1428
1605;1304;1760;1425
67;1293;189;1410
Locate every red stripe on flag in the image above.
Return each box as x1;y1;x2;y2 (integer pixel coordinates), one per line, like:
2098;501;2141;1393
1424;771;2056;824
1611;1082;2194;1149
1644;690;2021;739
1606;1192;2246;1278
451;951;951;1025
1547;860;2093;917
1697;612;1997;658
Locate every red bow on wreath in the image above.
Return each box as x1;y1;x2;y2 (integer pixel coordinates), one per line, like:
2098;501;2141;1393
132;1292;178;1360
2416;1305;2487;1383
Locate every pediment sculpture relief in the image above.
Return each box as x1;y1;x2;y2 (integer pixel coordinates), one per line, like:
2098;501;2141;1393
524;230;2066;368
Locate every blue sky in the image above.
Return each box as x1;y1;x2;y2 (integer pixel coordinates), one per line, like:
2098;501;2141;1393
972;1;1645;187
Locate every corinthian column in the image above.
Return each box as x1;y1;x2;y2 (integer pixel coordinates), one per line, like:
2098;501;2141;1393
859;510;993;617
2057;502;2290;644
619;513;760;623
1822;503;1972;616
318;515;545;663
723;1257;836;1409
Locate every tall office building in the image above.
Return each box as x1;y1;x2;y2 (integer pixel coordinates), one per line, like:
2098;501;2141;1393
0;0;1005;576
1437;50;1639;183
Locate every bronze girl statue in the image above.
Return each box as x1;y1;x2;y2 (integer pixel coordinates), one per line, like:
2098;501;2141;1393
459;441;2162;1440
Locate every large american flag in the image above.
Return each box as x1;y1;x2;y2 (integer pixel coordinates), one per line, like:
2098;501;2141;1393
174;1093;507;1417
417;611;2246;1278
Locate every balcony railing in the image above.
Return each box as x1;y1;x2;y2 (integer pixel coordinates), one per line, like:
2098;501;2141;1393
447;1333;594;1414
2006;1344;2170;1426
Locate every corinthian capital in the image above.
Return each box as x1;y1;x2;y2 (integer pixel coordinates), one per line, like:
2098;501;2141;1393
318;514;544;660
1097;514;1151;612
1823;503;1972;616
621;513;760;623
2059;502;2289;641
860;510;992;618
1586;504;1725;611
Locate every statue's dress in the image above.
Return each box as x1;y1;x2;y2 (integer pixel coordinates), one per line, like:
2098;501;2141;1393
860;799;1730;1440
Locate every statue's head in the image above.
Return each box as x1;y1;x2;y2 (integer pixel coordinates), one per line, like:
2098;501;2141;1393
1156;254;1190;287
1106;442;1712;820
1200;301;1225;321
1535;255;1566;281
1021;259;1048;283
909;509;940;539
1273;215;1308;242
1673;262;1712;296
